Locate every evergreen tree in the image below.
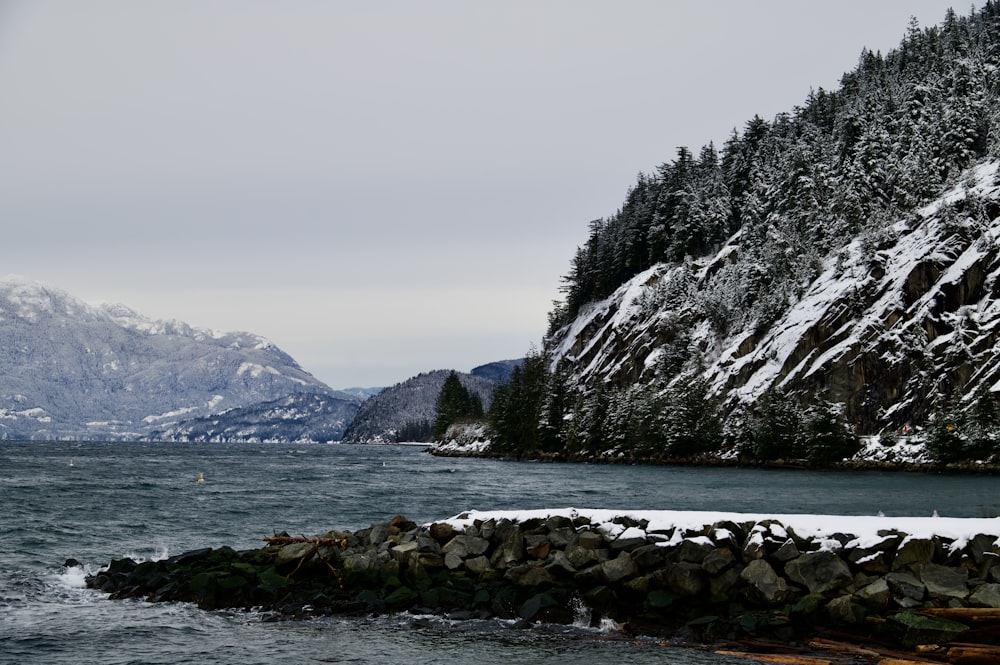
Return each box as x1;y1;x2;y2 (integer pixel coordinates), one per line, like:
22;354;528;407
433;371;483;438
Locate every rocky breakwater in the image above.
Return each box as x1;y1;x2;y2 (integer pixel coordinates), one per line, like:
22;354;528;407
84;509;1000;655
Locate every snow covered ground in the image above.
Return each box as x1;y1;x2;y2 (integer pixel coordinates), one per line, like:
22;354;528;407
441;507;1000;550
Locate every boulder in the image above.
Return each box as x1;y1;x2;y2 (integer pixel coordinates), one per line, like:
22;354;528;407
442;535;490;559
504;564;555;588
428;522;456;544
919;562;969;601
885;571;926;605
664;562;706;597
677;537;716;564
969;582;1000;608
601;552;639;584
702;548;736;575
888;611;969;649
855;577;891;611
784;551;852;594
891;538;936;572
826;594;865;624
741;559;789;604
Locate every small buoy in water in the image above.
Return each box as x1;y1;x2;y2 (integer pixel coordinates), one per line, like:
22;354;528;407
197;472;205;483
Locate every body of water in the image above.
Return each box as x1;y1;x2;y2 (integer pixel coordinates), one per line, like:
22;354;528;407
2;440;998;664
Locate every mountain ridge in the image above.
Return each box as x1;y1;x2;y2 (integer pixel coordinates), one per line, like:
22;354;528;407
0;277;337;440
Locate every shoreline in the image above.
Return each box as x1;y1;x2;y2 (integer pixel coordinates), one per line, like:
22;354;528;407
84;509;1000;663
427;445;1000;476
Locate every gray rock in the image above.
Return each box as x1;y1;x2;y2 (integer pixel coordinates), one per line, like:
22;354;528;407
784;551;852;594
490;523;524;569
740;559;788;604
771;539;801;563
547;527;577;549
664;562;706;597
601;552;639;584
856;578;891;611
391;540;419;565
826;594;865;624
464;555;495;577
852;549;891;575
442;535;490;559
702;548;736;575
886;571;926;602
544;551;577;577
566;544;602;569
504;564;554;588
444;552;464;570
578;531;604;550
631;544;668;571
275;542;315;567
677;537;716;564
969;582;1000;608
742;530;767;562
710;565;743;596
919;562;969;600
892;538;936;572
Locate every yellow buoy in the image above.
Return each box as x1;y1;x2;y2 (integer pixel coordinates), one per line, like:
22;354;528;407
197;472;205;483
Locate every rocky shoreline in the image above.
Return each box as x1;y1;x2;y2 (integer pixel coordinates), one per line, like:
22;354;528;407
83;511;1000;661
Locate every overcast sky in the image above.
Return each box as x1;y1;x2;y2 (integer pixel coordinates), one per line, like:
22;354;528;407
0;1;967;389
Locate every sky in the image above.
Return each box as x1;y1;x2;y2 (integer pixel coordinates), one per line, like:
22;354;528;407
0;1;969;389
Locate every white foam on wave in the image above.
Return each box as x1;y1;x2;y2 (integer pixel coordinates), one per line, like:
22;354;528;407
123;544;170;563
57;564;90;589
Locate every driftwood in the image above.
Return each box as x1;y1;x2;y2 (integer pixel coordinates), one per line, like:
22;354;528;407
713;650;835;664
917;608;1000;623
946;643;1000;665
263;531;348;585
263;531;350;548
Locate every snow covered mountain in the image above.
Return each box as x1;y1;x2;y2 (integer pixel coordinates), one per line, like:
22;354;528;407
548;162;1000;434
143;392;360;443
0;278;340;440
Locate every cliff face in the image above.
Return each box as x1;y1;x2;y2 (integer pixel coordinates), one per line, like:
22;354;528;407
547;161;1000;432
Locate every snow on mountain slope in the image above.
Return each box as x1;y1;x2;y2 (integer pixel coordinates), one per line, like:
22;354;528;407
548;161;1000;432
0;278;336;440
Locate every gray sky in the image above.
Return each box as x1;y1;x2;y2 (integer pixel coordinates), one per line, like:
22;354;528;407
0;1;966;389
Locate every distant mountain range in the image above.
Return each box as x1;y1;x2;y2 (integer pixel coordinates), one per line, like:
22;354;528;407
0;277;520;443
0;278;348;441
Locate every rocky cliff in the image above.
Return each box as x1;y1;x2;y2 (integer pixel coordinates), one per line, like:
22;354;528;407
548;161;1000;433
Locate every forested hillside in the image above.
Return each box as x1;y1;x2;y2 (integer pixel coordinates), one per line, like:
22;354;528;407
341;370;496;443
488;5;1000;466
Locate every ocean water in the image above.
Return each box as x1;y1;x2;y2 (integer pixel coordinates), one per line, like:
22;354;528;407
2;441;998;665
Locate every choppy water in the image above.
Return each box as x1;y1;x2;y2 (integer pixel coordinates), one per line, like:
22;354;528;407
2;441;998;664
